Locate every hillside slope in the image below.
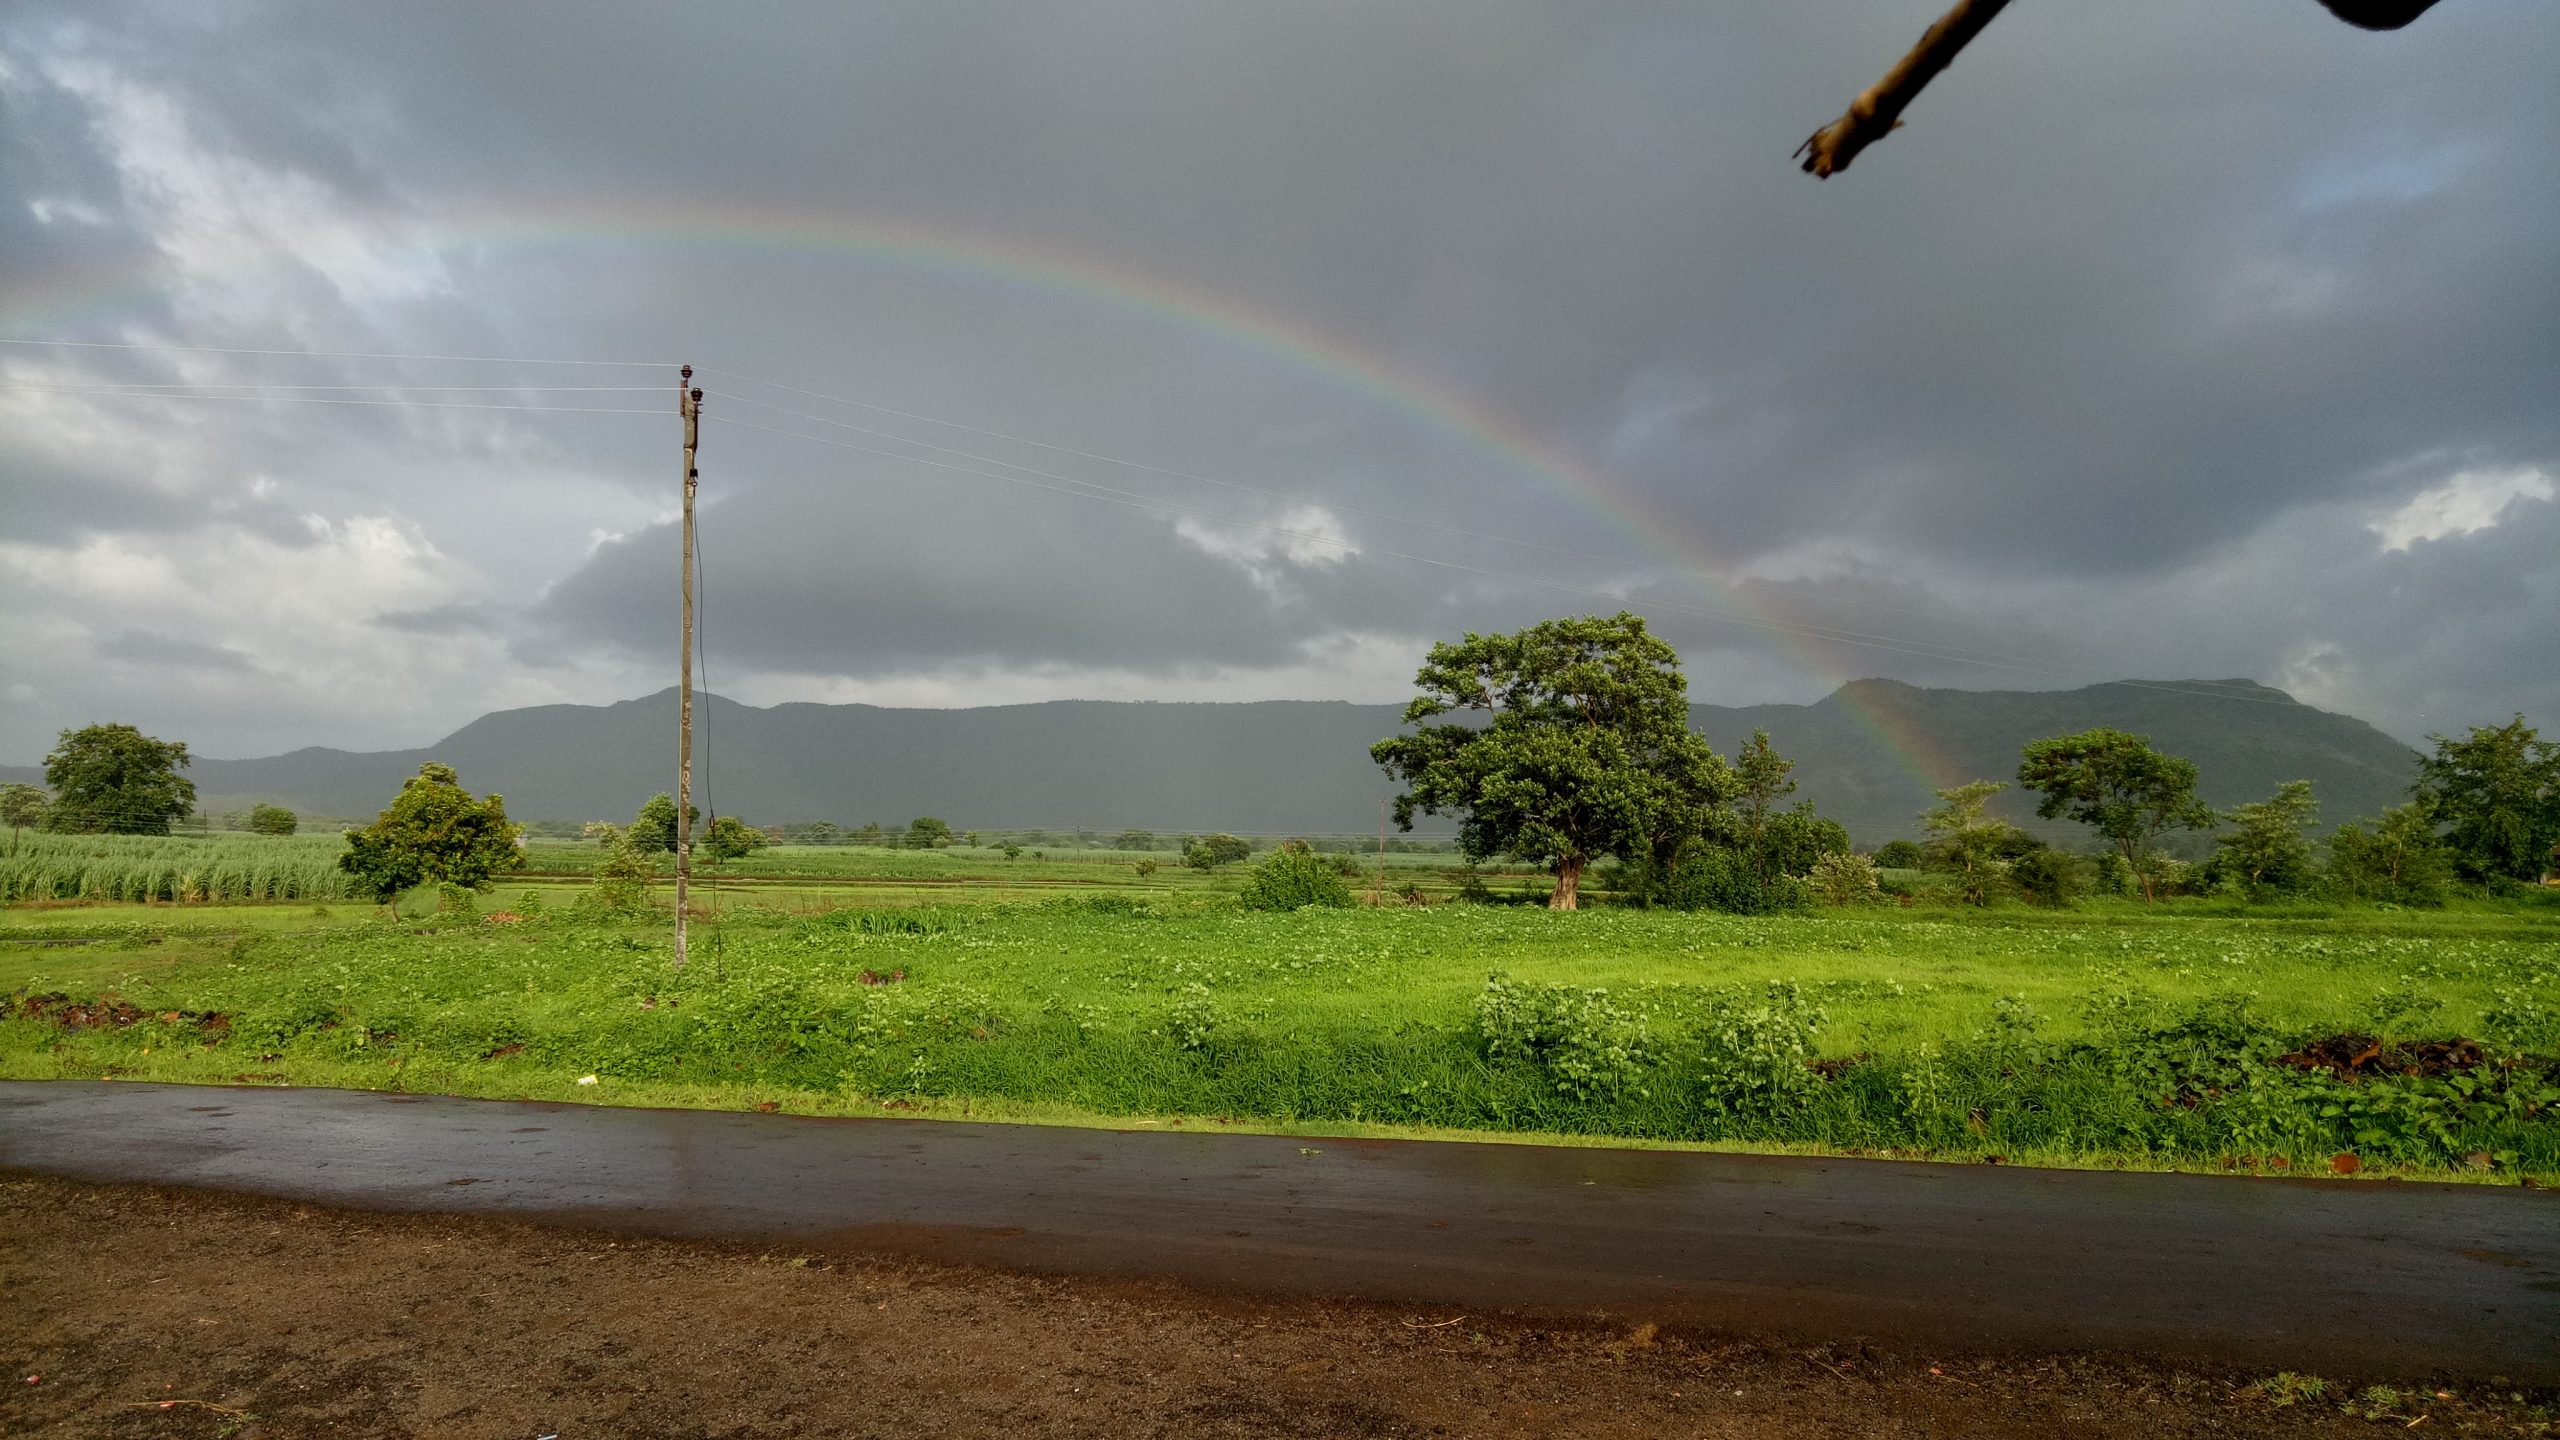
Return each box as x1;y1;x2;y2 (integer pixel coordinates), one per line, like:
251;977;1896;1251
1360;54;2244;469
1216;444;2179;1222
3;680;2422;846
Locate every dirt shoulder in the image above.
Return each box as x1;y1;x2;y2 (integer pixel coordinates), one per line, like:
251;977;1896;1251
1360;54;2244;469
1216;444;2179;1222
3;1176;2546;1440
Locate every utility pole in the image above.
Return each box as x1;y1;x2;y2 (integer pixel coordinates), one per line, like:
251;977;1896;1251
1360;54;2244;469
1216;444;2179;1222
1375;797;1388;906
674;366;701;967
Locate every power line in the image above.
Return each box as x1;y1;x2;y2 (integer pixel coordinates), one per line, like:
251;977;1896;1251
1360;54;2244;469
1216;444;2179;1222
0;380;664;393
0;336;668;368
0;385;663;415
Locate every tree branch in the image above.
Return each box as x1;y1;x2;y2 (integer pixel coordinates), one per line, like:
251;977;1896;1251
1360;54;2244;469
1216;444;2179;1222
1796;0;2014;179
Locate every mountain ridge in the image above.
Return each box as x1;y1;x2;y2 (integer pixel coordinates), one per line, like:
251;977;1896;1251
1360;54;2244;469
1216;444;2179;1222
0;679;2423;846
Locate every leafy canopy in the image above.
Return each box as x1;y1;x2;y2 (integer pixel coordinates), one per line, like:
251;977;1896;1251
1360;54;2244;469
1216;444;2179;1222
2209;779;2319;896
0;783;47;836
1920;779;2018;906
630;793;697;855
1371;613;1732;910
904;816;955;850
2016;728;2212;899
2416;717;2558;884
702;814;768;863
1237;841;1355;911
42;723;197;835
2327;801;2453;906
337;762;525;903
245;802;298;836
1183;833;1252;870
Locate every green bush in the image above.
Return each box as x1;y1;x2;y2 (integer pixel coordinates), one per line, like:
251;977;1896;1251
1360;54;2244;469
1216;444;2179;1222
1474;972;1655;1100
1658;842;1807;914
2009;849;2085;907
1237;841;1354;911
1696;980;1826;1123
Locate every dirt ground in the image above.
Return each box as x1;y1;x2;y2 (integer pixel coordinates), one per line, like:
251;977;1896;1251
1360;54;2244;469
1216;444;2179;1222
1;1176;2547;1440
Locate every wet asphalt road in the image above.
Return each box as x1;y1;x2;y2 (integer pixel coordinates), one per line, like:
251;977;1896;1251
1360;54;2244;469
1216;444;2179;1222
3;1081;2553;1382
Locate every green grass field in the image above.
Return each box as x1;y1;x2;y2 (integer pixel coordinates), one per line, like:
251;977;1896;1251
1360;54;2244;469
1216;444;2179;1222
6;846;2555;1183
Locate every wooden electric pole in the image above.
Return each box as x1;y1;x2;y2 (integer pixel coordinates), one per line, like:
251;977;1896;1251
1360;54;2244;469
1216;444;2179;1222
1375;797;1388;906
675;366;702;967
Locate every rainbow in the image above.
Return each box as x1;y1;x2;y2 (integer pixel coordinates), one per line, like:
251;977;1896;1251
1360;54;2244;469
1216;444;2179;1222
1;199;1976;793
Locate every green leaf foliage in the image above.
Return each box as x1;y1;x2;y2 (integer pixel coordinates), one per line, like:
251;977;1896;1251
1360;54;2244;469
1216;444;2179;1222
42;723;197;836
337;762;526;903
1182;833;1252;870
2017;729;2213;898
245;802;299;837
1371;613;1734;909
1236;841;1355;911
2416;717;2559;884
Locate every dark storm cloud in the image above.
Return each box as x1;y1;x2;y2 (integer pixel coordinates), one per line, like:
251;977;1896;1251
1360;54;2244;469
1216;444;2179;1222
0;1;2552;758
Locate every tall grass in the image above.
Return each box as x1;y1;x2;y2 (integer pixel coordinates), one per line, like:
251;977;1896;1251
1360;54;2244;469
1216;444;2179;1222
0;831;358;903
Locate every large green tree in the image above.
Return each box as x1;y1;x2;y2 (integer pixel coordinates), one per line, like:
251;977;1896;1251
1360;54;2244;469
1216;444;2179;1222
42;723;197;835
2415;717;2559;884
1371;613;1733;910
338;762;525;905
2017;728;2213;900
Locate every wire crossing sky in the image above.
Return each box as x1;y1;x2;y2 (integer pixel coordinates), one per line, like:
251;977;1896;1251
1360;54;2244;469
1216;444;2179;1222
0;2;2552;761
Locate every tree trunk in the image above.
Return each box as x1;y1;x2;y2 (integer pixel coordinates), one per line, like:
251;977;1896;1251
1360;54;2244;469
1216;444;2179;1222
1549;853;1585;911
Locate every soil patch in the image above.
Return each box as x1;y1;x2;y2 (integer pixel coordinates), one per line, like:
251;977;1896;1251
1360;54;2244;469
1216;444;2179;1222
2276;1035;2488;1081
3;1175;2545;1439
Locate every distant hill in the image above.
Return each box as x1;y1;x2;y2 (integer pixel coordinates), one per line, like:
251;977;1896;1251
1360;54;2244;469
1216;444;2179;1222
0;680;2422;846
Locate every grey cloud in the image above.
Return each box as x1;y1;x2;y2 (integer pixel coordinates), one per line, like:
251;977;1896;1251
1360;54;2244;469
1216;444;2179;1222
97;627;267;676
0;1;2552;759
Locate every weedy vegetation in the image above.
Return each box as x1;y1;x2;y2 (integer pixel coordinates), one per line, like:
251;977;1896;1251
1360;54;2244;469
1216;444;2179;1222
5;888;2554;1182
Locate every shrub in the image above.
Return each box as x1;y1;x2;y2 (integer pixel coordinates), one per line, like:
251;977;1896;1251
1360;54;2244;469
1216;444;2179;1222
1658;841;1807;914
1872;839;1923;869
1474;973;1654;1099
1237;841;1354;911
1804;851;1884;906
1696;981;1826;1122
2008;849;2085;907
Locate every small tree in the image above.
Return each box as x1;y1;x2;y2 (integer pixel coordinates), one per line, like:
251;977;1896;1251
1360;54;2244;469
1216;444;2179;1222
1116;828;1158;851
802;820;841;846
2017;729;2213;901
702;814;768;863
587;826;659;914
2210;780;2319;897
246;802;298;836
631;793;697;855
338;763;525;906
2415;717;2559;884
0;783;47;837
42;723;197;835
1921;780;2016;906
1237;841;1355;911
1372;613;1733;910
2328;802;2454;906
1183;833;1253;870
904;816;954;849
1731;730;1798;886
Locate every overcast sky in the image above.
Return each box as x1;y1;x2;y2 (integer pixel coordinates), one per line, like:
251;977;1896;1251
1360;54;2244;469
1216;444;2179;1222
2;1;2553;761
